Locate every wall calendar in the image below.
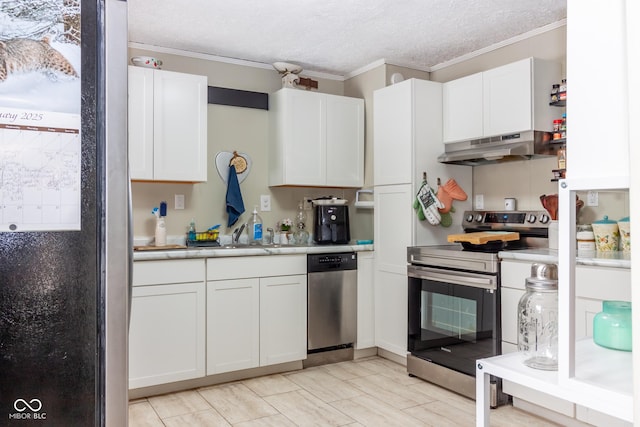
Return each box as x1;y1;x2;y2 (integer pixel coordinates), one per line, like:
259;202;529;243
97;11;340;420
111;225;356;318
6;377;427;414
0;107;81;231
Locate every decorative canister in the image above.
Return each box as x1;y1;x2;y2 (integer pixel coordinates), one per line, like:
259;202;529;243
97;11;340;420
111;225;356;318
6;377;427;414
518;263;559;370
593;301;632;351
591;216;619;252
618;217;630;252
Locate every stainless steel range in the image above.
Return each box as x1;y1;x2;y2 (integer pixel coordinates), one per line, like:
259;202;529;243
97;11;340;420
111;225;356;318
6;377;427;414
406;210;550;407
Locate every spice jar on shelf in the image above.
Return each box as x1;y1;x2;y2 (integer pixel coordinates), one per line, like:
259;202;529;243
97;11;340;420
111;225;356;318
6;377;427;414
558;79;567;102
550;84;560;103
557;148;566;170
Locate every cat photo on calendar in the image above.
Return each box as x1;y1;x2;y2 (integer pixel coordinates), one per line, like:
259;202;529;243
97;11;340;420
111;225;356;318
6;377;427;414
0;0;81;114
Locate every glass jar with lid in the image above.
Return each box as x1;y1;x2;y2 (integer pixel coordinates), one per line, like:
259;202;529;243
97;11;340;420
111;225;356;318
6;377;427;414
518;263;559;370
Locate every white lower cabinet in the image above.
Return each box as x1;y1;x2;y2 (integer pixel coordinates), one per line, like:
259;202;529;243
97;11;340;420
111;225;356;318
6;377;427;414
129;259;206;389
206;255;307;375
259;274;307;366
500;259;631;425
356;252;375;349
207;278;260;374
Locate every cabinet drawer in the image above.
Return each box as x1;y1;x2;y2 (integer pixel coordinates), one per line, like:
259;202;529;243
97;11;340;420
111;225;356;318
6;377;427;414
207;255;306;280
501;260;533;289
576;266;631;300
133;259;205;286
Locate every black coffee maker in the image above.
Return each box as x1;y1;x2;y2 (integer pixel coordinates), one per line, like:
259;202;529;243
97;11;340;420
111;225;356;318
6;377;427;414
313;205;350;244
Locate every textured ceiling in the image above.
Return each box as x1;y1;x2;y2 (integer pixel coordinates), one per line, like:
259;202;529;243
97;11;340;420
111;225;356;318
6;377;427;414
127;0;567;77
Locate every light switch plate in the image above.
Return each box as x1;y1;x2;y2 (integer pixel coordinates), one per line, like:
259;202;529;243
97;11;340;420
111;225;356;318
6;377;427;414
587;191;599;207
475;194;484;210
260;194;271;211
174;194;185;210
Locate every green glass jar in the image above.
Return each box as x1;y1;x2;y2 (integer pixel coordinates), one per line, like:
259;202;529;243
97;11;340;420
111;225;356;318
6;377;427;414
593;301;632;351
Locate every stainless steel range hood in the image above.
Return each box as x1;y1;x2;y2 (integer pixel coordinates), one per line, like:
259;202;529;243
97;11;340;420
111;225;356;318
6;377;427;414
438;130;558;166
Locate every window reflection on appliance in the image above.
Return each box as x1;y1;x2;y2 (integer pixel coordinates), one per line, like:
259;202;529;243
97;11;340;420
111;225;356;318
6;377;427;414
408;275;497;377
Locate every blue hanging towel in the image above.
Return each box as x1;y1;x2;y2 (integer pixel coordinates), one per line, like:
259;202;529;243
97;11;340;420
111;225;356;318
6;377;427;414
226;165;245;227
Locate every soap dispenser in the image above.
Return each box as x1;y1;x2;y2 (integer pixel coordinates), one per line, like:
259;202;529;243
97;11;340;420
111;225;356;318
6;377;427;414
248;206;263;245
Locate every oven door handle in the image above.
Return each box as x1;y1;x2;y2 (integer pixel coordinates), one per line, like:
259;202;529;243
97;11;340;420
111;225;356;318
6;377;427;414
407;265;497;291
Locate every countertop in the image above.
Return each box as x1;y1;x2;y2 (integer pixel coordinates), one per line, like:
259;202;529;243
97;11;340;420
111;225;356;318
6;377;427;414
133;243;374;261
499;248;631;269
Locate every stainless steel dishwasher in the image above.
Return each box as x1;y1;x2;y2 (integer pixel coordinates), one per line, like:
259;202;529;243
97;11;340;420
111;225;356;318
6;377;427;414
306;252;357;365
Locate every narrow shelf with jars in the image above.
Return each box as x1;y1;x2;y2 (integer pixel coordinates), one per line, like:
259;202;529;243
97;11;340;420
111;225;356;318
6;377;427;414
549;79;567;182
475;176;633;426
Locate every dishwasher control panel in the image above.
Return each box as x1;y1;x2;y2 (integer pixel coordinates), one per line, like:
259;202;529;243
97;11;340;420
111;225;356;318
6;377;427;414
307;252;357;273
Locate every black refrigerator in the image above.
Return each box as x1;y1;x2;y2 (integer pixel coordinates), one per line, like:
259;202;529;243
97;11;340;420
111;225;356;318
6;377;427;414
0;0;129;425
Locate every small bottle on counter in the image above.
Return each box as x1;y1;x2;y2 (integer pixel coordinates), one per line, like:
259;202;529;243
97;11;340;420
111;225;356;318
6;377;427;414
155;217;167;247
248;206;263;245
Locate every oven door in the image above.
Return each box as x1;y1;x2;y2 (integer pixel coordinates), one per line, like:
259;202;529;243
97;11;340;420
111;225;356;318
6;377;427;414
408;265;500;376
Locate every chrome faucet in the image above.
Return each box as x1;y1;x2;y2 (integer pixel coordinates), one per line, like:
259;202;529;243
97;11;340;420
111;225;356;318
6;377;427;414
232;223;246;244
266;228;274;244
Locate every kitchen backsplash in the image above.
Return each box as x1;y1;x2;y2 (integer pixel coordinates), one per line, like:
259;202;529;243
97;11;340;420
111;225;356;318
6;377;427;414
473;157;629;224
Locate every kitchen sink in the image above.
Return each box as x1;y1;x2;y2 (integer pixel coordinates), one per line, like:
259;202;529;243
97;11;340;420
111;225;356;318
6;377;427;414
218;243;283;249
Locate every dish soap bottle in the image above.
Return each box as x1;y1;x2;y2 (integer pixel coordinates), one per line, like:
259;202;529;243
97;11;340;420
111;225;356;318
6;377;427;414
248;206;263;245
188;219;196;242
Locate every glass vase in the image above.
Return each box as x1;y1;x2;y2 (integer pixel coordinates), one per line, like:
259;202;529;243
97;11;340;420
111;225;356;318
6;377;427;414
593;301;632;351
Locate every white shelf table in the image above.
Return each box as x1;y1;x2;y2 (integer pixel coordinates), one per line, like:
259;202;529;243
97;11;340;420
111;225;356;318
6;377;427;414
477;176;633;426
476;340;633;426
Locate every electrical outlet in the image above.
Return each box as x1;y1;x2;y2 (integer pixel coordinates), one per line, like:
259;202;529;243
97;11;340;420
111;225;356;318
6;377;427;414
475;194;484;210
587;191;599;207
303;197;313;210
174;194;185;210
260;194;271;211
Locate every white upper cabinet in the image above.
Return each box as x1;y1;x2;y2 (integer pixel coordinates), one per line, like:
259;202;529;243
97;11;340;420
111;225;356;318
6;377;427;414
128;66;208;182
443;72;483;143
442;58;560;143
269;88;364;187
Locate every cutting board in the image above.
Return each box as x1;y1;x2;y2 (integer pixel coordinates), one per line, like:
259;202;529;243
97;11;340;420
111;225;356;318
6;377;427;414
447;231;520;245
133;244;187;251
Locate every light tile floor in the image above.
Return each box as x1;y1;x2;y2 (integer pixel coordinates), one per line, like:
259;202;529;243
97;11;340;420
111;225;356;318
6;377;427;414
129;356;560;426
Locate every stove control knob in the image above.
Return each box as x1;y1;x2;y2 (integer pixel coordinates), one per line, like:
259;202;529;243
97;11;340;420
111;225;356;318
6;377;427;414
539;214;550;224
526;214;537;223
474;214;484;223
465;214;474;223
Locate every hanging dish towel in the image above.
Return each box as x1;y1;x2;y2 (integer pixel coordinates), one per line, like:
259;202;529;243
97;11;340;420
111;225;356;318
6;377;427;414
226;165;245;227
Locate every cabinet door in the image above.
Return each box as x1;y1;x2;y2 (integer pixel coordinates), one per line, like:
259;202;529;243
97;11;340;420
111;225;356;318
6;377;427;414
483;58;532;137
501;287;525;347
260;274;307;366
129;282;205;389
373;81;413;185
153;70;208;182
128;66;154;180
282;90;325;186
356;252;375;349
374;184;413;273
575;297;602;340
373;185;411;356
325;95;364;187
374;270;407;356
207;278;260;375
442;72;483;143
